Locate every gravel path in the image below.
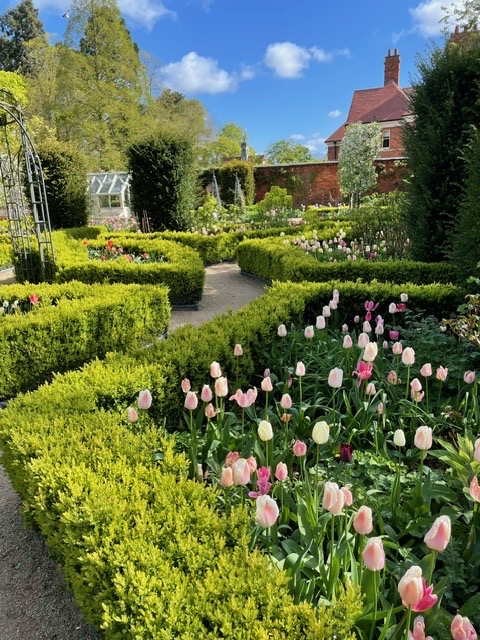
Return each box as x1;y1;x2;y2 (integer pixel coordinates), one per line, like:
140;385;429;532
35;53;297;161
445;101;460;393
0;263;266;639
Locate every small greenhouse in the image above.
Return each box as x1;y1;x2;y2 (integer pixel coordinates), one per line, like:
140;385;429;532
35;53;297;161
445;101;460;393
88;172;131;219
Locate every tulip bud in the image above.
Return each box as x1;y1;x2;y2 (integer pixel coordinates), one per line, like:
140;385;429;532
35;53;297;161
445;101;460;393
328;367;343;389
293;439;307;457
316;315;326;330
392;341;403;355
322;305;331;318
277;324;287;337
258;420;273;442
358;332;370;348
204;402;216;419
341;486;353;506
255;495;279;528
261;376;273;392
342;323;349;333
389;330;399;341
363;537;385;571
451;615;478;640
214;376;228;397
393;429;406;447
420;363;432;378
353;505;373;535
363;342;378;362
232;458;251;485
363;320;372;333
353;315;360;323
414;425;433;451
312;420;329;445
295;361;306;377
389;302;398;314
304;325;315;339
377;401;384;415
322;481;345;515
410;378;422;393
210;361;222;378
402;347;415;366
137;389;152;410
464;370;476;384
234;343;243;356
424;515;451;552
435;366;448;382
366;382;376;396
275;462;288;482
181;378;191;393
201;384;213;402
127;406;139;422
329;299;338;310
219;467;234;488
474;438;480;463
469;476;480;502
280;393;292;409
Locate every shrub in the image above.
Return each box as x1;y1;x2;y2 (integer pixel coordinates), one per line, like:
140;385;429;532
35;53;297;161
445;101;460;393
127;132;196;231
257;185;293;214
217;160;255;206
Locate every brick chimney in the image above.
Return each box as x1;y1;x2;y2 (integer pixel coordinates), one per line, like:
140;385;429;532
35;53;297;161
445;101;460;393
450;24;478;44
384;49;400;86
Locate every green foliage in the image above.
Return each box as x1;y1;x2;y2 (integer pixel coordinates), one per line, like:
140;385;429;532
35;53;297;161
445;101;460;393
37;140;91;229
200;122;254;167
128;132;197;231
403;36;480;261
217;160;255;206
0;0;46;73
338;122;382;207
265;139;315;164
0;70;28;105
257;185;293;214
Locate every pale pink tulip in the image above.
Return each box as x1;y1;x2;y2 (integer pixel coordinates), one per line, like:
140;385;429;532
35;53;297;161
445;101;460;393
232;458;251;486
409;616;433;640
366;382;376;396
181;378;191;392
411;378;423;393
363;342;378;362
474;438;480;462
225;451;239;467
363;320;372;333
304;325;315;339
137;389;152;410
343;334;353;349
316;315;326;330
255;495;279;528
424;515;451;552
469;476;480;502
210;361;222;378
375;322;385;336
387;370;400;385
234;343;243;356
402;347;416;366
261;376;273;392
383;340;389;349
280;393;292;409
322;481;345;515
342;323;349;333
420;363;432;378
275;462;288;482
412;390;425;403
358;332;370;348
451;614;478;640
414;426;433;451
277;324;287;337
401;292;409;303
389;302;398;314
328;367;344;389
436;366;448;382
246;456;257;473
354;315;360;323
341;486;353;506
201;384;213;403
204;403;216;419
184;391;198;411
127;407;138;422
353;505;373;535
329;299;338;310
392;341;403;355
296;361;306;377
398;566;438;612
363;537;385;571
293;439;307;457
219;467;234;488
464;370;476;384
214;376;228;397
322;305;331;318
377;401;384;415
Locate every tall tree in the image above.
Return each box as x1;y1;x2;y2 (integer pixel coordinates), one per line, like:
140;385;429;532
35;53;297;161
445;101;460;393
200;122;254;167
338;122;382;208
442;0;480;28
403;37;480;262
0;0;46;73
265;139;315;164
153;89;214;148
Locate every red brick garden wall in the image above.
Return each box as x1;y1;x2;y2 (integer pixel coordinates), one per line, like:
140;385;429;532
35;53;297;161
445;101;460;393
253;158;406;207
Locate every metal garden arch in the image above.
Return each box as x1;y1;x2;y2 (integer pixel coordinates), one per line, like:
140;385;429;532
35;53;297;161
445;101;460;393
0;89;55;282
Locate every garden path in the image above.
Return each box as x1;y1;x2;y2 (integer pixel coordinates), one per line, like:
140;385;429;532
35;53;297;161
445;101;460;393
0;262;266;639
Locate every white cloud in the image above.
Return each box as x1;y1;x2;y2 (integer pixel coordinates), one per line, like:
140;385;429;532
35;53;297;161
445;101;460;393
328;109;342;119
290;133;305;141
264;42;311;78
304;134;326;156
35;0;175;30
264;42;350;79
409;1;459;37
162;52;237;94
240;65;256;81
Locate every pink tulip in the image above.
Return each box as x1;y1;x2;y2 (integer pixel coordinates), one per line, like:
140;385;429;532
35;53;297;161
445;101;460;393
322;305;331;318
392;341;403;355
316;315;326;329
204;402;216;418
304;325;315;339
280;393;292;409
293;439;307;457
246;456;257;473
127;407;139;422
214;376;228;397
363;320;372;333
469;476;480;502
275;462;288;482
409;616;433;640
412;390;425;403
184;391;198;410
424;515;451;552
353;505;373;535
354;361;373;382
181;378;191;392
363;342;378;362
137;389;152;410
420;363;432;378
358;332;370;348
261;376;273;392
210;361;222;378
412;581;438;612
451;614;478;640
414;426;433;451
411;378;423;393
366;382;376;396
342;323;349;333
436;366;448;382
322;481;345;515
377;401;384;415
365;300;379;312
343;334;353;349
328;367;344;389
219;467;234;488
464;370;476;384
390;330;400;341
296;361;306;377
277;324;287;337
225;451;239;467
383;340;389;349
234;343;243;356
402;347;416;366
363;537;385;571
398;566;438;611
255;495;279;528
389;302;398;314
329;299;338;310
354;315;360;323
474;438;480;463
201;384;213;403
341;486;353;506
232;458;251;486
375;322;384;336
387;370;400;385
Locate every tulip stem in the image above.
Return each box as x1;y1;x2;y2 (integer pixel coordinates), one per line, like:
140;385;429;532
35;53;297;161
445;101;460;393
405;365;411;400
427;550;437;584
369;570;378;640
405;606;412;640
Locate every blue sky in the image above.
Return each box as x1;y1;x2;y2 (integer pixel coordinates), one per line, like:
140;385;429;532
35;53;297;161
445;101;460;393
17;1;463;155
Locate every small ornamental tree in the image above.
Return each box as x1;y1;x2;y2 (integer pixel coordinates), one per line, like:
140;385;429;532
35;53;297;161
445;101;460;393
216;160;254;206
338;122;382;208
127;132;196;231
37;140;90;229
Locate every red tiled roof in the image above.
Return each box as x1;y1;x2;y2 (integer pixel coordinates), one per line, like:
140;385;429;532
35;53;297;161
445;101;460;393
325;82;412;144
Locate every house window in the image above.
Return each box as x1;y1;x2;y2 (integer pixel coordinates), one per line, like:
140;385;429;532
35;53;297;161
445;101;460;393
382;130;391;149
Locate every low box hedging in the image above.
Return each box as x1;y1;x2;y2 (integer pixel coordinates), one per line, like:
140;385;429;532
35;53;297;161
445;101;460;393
237;237;458;287
0;281;170;397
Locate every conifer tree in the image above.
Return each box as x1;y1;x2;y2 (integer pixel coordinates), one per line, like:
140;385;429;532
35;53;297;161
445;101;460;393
0;0;46;73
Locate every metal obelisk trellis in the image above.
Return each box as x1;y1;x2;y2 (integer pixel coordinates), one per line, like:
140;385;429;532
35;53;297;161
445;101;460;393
0;90;55;283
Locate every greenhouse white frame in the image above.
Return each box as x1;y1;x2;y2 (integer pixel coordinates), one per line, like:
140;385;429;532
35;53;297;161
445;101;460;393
88;172;131;218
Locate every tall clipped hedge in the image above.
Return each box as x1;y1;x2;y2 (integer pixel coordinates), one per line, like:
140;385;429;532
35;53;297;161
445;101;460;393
217;160;255;206
37;141;90;229
127;132;196;231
